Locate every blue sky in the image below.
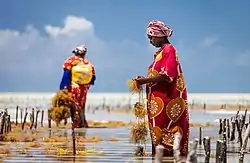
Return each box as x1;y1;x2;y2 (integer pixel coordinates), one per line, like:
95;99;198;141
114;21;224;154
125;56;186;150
0;0;249;93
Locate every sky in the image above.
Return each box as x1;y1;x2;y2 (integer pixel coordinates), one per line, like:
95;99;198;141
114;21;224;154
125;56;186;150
0;0;249;93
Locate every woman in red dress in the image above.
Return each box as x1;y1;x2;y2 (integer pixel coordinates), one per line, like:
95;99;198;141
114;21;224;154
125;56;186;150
60;45;96;128
134;20;189;157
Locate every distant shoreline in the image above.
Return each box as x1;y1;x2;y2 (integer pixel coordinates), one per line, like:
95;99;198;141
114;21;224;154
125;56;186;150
0;92;249;94
0;92;249;107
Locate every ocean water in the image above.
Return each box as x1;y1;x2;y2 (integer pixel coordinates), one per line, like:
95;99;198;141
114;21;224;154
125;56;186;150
0;92;250;107
3;109;240;125
0;92;249;124
1;93;250;162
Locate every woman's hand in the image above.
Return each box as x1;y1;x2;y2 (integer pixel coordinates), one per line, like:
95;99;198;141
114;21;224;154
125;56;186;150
133;76;146;86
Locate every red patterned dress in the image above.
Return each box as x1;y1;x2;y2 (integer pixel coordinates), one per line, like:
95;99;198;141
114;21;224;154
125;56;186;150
63;56;95;127
146;44;189;156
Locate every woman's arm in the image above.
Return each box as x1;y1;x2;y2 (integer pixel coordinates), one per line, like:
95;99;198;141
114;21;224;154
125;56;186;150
89;75;96;85
89;64;96;85
136;75;170;85
59;70;71;90
60;56;74;90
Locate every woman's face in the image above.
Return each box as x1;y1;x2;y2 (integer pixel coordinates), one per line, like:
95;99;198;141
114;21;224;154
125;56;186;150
148;35;163;48
77;51;86;58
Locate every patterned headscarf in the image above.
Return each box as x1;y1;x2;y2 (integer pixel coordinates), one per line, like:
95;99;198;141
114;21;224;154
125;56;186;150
147;20;173;37
72;45;87;54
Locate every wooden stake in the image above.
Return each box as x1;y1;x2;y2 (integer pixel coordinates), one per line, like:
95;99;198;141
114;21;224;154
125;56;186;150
199;127;202;145
0;114;5;135
216;140;223;163
34;109;40;129
203;136;211;163
22;111;28;130
30;108;35;130
239;124;250;163
219;119;223;135
15;105;18;125
236;119;243;147
70;105;76;155
230;119;236;141
227;119;230;139
20;109;23;124
48;109;51;128
41;110;44;127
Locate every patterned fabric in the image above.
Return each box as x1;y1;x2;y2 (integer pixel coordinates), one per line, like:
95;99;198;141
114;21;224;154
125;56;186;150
71;84;89;127
147;20;173;37
63;56;92;70
146;44;189;156
62;55;95;127
72;45;87;54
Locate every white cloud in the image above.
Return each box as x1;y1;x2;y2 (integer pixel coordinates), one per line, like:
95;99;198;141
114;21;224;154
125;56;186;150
0;15;152;92
45;15;94;38
0;15;248;92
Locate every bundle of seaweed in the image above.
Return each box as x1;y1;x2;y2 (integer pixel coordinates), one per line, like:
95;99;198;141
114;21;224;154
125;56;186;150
133;102;147;118
50;89;74;126
127;79;142;93
130;121;148;144
129;85;148;156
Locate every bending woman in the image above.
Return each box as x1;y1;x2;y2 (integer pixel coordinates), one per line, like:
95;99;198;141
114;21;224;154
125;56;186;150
134;20;189;157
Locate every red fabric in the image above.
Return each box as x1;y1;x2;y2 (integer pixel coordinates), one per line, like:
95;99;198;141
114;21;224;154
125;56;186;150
62;55;94;128
72;85;89;127
146;44;189;156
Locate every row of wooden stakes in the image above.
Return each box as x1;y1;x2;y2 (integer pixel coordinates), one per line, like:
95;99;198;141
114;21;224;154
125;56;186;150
0;106;45;136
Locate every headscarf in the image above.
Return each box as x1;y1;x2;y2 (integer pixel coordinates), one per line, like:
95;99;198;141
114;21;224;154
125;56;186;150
72;45;87;54
147;20;173;37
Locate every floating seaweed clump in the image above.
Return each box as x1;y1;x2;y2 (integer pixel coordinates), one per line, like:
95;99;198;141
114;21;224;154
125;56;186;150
127;79;142;93
42;136;103;143
56;148;103;156
0;145;10;154
42;146;103;156
50;89;75;126
108;137;119;142
2;130;37;142
42;136;70;143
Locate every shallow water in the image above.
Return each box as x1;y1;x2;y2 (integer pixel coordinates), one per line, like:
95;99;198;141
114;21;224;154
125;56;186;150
0;106;250;162
3;108;241;126
1;126;250;163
